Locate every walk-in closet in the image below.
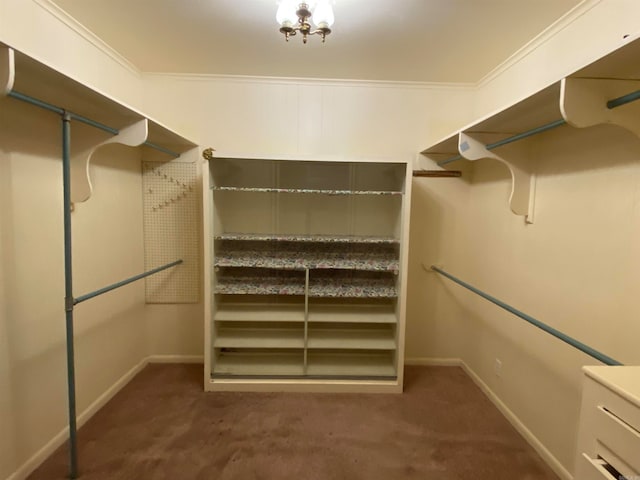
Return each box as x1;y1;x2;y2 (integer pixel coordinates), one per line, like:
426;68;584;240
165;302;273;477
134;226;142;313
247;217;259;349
1;1;639;480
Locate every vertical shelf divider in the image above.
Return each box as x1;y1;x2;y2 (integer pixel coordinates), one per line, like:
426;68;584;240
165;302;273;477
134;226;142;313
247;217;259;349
304;268;310;374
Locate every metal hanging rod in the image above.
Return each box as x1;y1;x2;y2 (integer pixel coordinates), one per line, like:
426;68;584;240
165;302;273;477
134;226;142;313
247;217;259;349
7;90;181;158
430;265;622;366
438;119;566;166
74;260;183;304
437;86;640;167
606;88;640;109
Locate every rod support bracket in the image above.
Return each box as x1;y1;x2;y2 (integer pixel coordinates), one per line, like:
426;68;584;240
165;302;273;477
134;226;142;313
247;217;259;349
561;78;640;138
65;296;74;312
458;133;536;223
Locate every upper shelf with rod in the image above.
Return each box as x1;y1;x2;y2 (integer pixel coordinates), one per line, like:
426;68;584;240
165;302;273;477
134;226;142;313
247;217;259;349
1;45;199;202
4;47;197;155
419;33;640;223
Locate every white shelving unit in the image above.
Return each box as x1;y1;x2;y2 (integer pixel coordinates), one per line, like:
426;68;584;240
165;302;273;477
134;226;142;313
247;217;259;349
202;151;412;392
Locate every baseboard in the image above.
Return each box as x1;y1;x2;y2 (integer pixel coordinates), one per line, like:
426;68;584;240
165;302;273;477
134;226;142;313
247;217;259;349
459;361;573;480
6;357;148;480
404;357;463;367
147;354;204;364
6;354;203;480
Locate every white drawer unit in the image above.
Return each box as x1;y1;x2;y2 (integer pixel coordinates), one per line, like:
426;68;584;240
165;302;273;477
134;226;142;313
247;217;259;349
575;366;640;480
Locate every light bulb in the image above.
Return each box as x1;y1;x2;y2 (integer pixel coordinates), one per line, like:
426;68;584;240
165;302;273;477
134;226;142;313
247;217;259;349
312;0;334;28
276;0;298;27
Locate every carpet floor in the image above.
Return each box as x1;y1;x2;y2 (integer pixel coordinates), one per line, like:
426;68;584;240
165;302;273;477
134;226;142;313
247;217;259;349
29;364;560;480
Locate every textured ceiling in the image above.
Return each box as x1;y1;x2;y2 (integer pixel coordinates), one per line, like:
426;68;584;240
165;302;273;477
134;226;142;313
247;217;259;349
51;0;584;83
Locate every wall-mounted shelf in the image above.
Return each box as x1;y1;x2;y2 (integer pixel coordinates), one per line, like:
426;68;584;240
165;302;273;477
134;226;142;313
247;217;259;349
419;34;640;222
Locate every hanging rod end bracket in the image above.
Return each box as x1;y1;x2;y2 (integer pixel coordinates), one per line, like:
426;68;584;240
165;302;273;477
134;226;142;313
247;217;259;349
65;296;75;312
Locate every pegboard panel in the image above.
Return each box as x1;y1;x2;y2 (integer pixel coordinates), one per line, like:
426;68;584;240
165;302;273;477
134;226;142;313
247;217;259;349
143;160;200;303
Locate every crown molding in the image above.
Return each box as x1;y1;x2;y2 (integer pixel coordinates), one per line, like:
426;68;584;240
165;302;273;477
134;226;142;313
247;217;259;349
141;71;475;91
32;0;141;76
475;0;603;89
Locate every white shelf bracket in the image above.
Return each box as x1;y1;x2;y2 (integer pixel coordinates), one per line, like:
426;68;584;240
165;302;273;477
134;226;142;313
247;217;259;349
561;77;640;138
71;119;148;203
458;133;535;223
0;46;15;97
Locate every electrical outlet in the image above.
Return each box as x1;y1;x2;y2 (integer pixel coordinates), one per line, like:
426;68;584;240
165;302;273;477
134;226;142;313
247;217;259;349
494;358;502;377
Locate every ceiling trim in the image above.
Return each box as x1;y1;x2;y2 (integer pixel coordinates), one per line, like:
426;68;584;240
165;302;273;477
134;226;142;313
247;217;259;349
32;0;601;89
476;0;603;88
142;72;476;91
32;0;141;75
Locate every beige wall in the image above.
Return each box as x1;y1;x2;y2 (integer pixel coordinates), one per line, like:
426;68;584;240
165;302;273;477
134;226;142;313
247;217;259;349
0;98;147;479
2;0;640;479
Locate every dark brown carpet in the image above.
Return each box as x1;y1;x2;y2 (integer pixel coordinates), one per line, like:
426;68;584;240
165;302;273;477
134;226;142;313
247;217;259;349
28;365;559;480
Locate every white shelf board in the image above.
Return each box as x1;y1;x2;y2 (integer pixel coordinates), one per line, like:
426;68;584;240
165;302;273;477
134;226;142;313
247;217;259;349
306;353;396;377
214;233;399;244
307;329;396;350
213;352;304;376
214;304;305;322
421;83;562;156
214;328;304;348
573;35;640;80
308;305;397;324
11;50;196;153
212;186;402;196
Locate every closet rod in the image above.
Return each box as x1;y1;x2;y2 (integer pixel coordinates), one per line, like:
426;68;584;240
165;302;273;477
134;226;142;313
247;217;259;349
74;259;183;304
7;90;181;158
438;87;640;167
606;88;640;109
429;265;622;366
438;119;566;166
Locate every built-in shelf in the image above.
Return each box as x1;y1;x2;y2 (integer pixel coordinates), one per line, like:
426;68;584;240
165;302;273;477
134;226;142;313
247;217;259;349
213;351;305;377
214;275;305;296
308;304;397;323
214;248;399;272
214;275;397;298
205;155;410;389
214;328;304;349
212;186;402;196
307;329;395;350
306;352;396;377
214;233;399;244
214;303;305;322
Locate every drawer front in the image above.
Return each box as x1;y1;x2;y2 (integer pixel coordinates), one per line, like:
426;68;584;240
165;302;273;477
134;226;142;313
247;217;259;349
594;405;640;474
576;454;616;480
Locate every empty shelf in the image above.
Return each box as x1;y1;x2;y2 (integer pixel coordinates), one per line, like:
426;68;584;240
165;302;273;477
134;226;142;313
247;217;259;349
308;304;397;323
306;352;396;377
307;329;396;350
214;328;304;348
214;304;305;322
213;351;304;376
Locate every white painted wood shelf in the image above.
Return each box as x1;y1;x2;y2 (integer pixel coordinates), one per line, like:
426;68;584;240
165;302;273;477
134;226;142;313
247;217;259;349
419;33;640;222
203;154;411;392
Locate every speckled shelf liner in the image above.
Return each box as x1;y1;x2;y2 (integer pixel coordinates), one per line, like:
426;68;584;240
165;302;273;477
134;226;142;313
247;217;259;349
214;233;399;244
214;278;397;298
214;269;397;298
214;240;399;272
211;186;402;196
214;250;398;272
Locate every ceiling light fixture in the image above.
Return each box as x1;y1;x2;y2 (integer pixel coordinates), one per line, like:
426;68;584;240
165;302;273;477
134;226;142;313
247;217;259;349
276;1;335;44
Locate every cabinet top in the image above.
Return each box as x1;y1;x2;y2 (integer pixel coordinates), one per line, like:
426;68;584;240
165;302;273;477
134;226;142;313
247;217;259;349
583;366;640;407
